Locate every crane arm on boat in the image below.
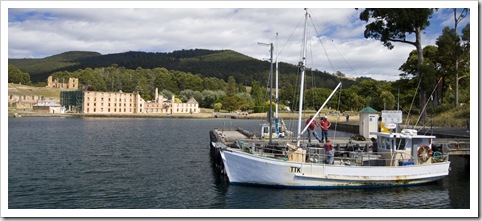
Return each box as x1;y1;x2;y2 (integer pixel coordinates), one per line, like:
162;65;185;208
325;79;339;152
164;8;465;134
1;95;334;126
296;82;342;146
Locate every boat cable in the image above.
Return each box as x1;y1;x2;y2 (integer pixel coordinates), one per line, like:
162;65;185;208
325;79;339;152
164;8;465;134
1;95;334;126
413;77;443;130
310;10;358;80
332;84;343;141
403;75;423;129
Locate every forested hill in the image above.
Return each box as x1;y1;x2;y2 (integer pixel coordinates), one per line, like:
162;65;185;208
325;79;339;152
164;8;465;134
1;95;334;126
9;49;355;88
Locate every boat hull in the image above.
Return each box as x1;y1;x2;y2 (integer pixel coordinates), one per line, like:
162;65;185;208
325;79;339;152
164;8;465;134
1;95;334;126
220;148;450;189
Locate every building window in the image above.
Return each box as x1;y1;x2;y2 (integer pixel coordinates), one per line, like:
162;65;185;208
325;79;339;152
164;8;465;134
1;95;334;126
94;108;96;112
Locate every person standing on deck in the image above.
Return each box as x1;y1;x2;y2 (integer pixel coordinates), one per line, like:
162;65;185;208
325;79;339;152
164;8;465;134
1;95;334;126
371;137;378;152
319;116;331;143
305;115;322;144
323;139;334;164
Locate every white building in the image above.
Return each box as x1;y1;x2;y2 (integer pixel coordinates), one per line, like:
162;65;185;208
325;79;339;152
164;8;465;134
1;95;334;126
81;88;199;114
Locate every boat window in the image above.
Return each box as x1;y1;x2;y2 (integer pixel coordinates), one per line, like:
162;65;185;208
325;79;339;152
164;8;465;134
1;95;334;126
263;126;269;133
412;139;424;150
395;138;406;150
380;137;390;150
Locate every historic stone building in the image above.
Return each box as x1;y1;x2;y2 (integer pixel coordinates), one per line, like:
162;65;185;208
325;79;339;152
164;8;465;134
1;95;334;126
172;97;199;114
8;94;44;109
47;76;79;90
79;88;199;114
82;91;145;114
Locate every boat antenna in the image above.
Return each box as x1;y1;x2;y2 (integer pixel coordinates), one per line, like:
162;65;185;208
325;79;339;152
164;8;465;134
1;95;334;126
296;9;309;148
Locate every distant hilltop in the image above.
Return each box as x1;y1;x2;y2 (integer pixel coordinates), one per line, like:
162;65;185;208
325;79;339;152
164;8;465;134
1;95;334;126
9;49;357;88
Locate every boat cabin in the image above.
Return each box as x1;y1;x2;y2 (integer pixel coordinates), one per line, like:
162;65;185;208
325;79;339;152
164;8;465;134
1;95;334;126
260;123;285;138
371;129;435;166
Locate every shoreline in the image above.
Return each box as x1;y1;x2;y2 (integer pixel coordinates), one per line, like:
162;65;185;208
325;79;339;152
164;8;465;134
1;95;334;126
9;112;469;139
8;112;306;120
9;111;359;121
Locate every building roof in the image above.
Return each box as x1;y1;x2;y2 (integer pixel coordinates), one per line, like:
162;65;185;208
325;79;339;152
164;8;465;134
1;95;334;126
187;97;198;104
358;106;378;113
33;102;61;107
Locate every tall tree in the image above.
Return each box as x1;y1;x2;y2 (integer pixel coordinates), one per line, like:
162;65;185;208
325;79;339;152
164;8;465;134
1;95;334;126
359;8;435;120
226;76;238;96
452;8;469;107
250;80;264;106
399;45;440;108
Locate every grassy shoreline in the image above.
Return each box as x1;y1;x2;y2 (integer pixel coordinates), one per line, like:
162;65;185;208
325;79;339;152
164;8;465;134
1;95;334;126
8;83;468;127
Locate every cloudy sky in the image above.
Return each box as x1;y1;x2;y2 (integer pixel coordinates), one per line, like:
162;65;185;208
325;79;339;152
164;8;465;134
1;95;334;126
4;1;475;81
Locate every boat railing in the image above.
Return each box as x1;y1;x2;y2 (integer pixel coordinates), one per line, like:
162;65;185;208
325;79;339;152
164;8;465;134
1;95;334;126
233;140;289;158
307;147;391;166
390;150;414;166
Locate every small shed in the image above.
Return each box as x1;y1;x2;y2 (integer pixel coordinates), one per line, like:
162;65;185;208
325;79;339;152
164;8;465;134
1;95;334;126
33;102;64;114
358;106;379;139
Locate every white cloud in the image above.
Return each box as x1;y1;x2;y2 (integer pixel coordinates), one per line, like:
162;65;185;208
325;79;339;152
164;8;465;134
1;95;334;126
6;5;474;82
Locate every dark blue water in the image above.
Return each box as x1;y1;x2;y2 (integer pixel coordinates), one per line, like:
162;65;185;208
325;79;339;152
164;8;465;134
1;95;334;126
8;117;470;209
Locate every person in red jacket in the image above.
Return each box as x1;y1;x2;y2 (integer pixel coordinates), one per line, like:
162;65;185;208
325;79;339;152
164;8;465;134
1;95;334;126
323;139;334;164
319;116;331;143
305;115;322;144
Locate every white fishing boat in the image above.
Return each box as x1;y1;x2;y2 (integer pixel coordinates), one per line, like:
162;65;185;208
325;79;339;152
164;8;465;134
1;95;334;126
211;9;450;188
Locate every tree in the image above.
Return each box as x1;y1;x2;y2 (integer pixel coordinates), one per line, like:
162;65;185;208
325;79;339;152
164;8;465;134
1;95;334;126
434;9;469;108
160;89;173;100
226;76;238;96
8;64;31;85
213;102;222;112
360;8;435;119
399;45;440;109
179;89;195;102
380;90;396;110
236;92;254;111
304;88;332;110
200;90;216;108
222;95;239;112
452;8;469;107
335;71;346;78
250;80;264;106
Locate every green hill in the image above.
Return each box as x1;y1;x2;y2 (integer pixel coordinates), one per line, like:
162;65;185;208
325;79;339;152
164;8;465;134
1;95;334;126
9;51;101;82
9;49;356;89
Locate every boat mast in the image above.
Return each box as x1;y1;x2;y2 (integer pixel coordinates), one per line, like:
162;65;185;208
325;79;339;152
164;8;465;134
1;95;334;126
258;41;274;144
268;42;274;144
275;32;280;136
296;9;309;148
